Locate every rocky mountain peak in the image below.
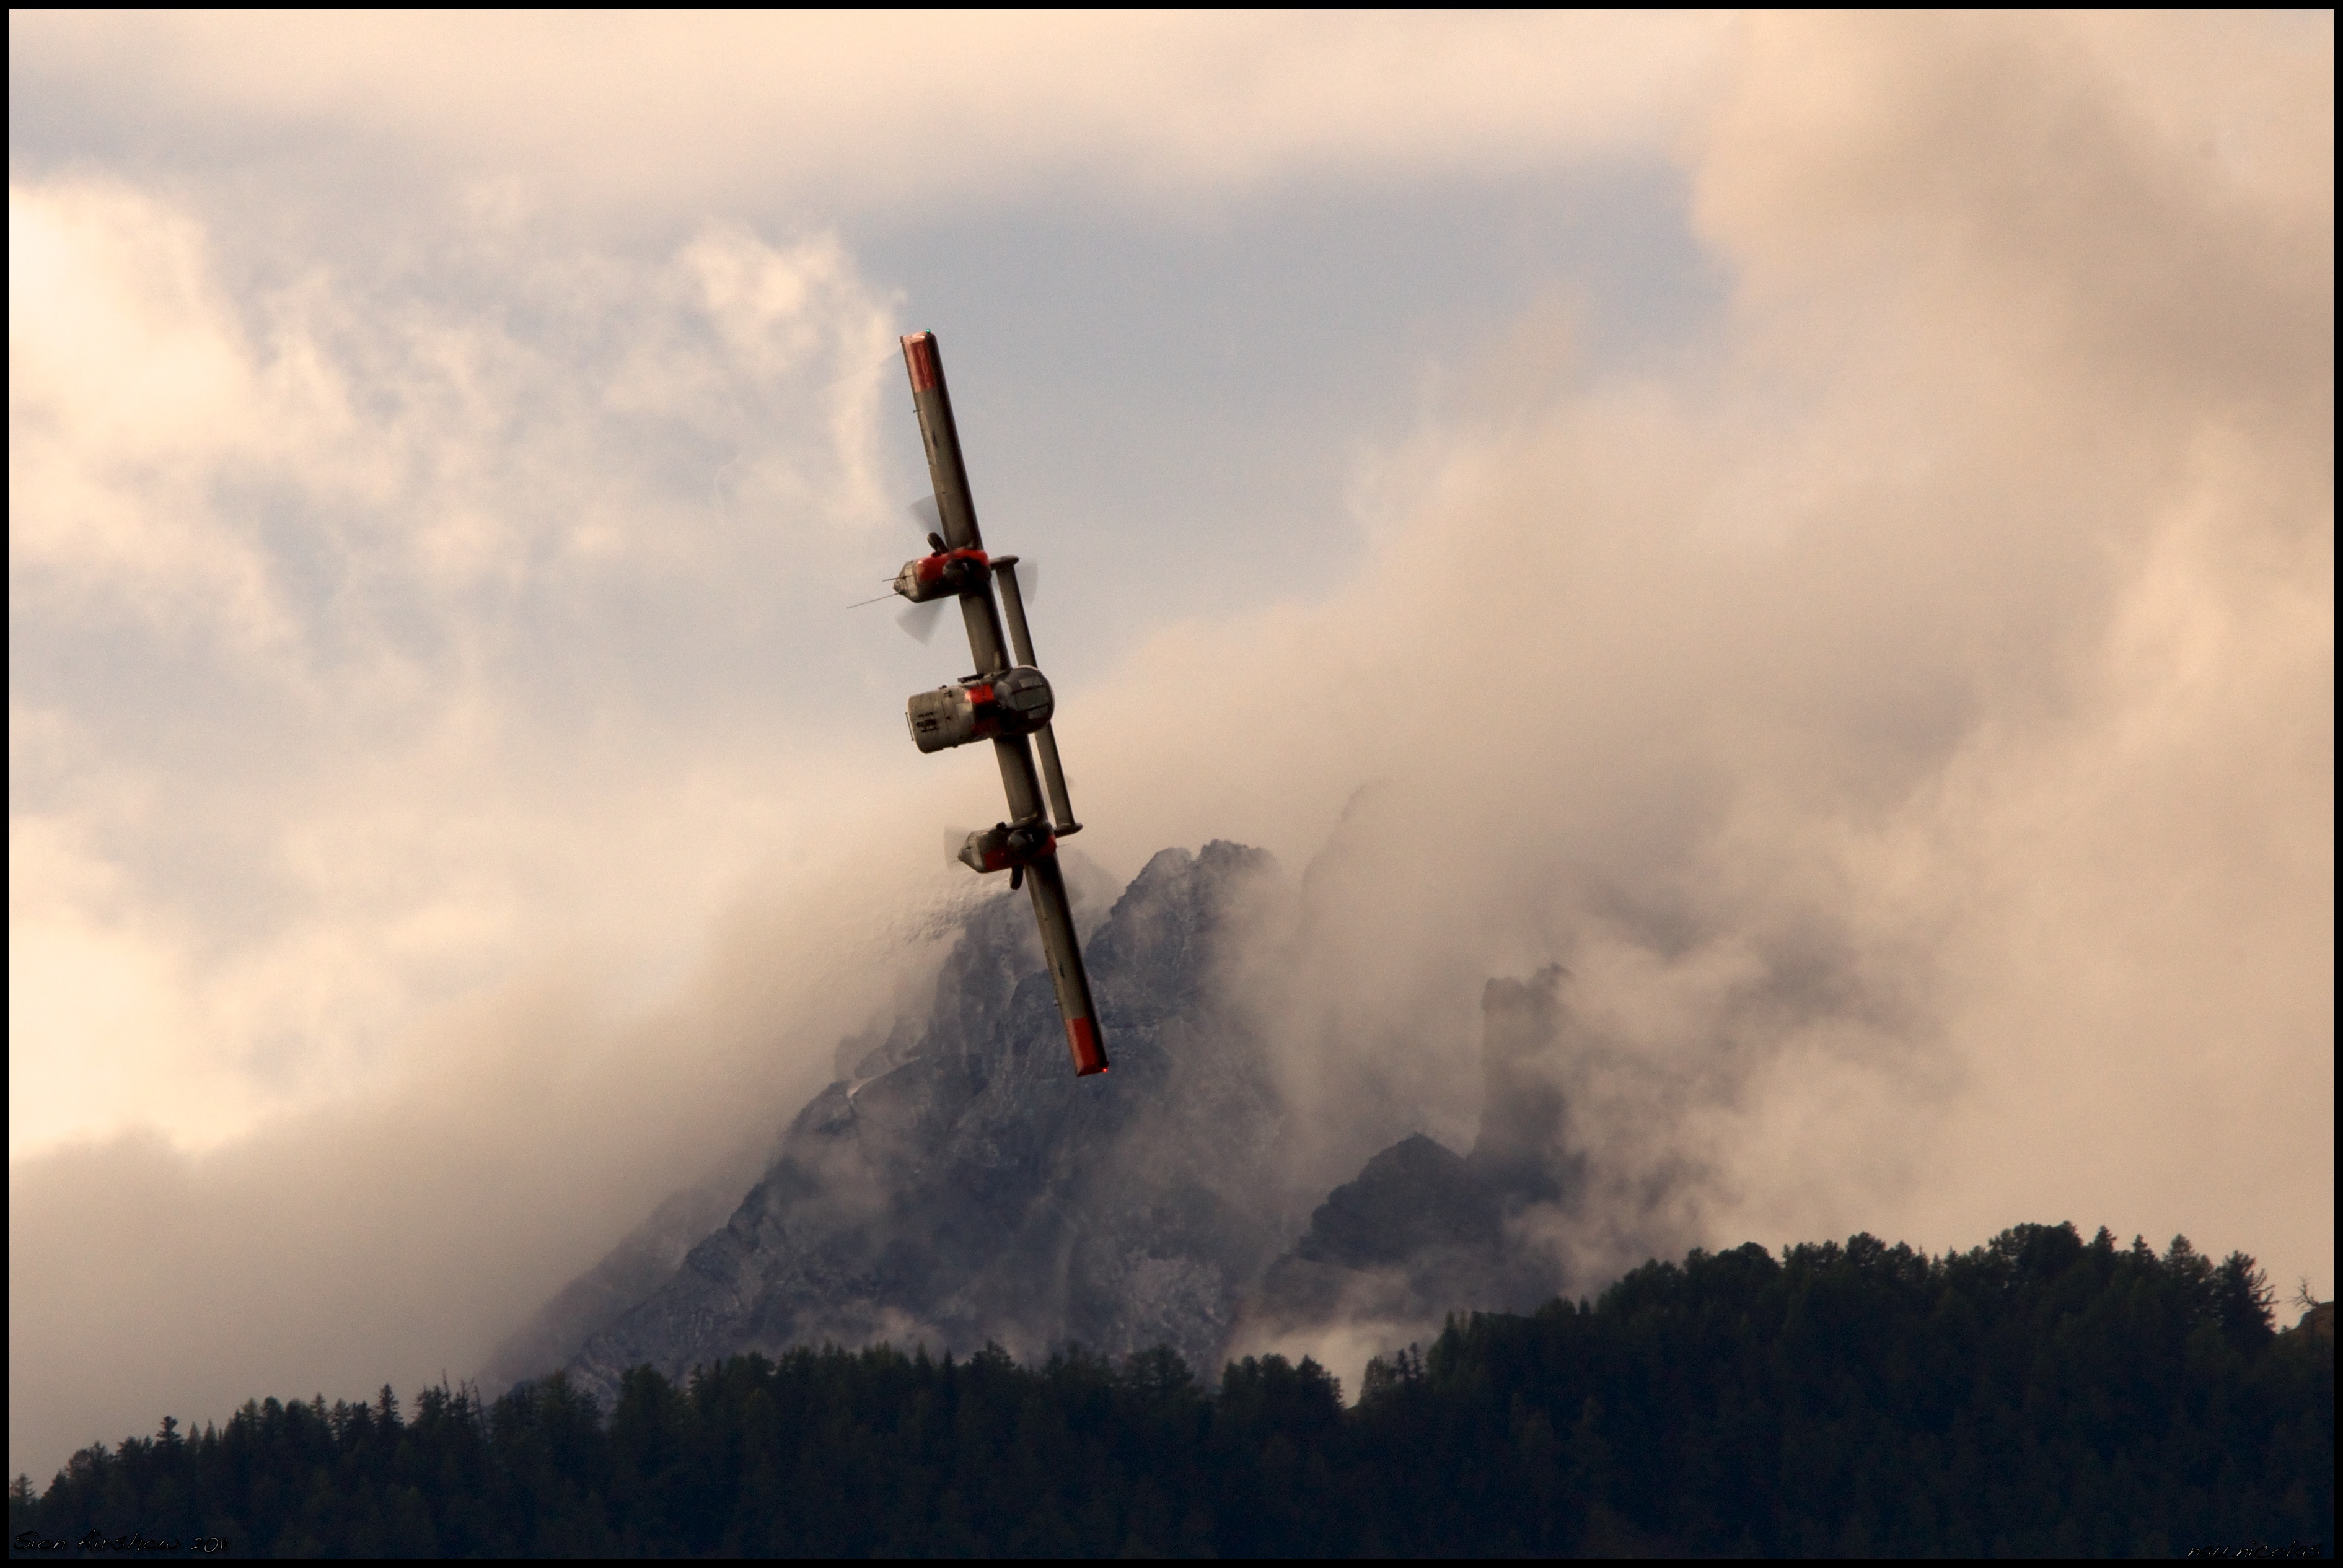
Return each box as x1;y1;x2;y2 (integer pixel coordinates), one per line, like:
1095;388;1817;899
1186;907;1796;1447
487;841;1596;1408
1295;1134;1501;1268
497;841;1291;1408
1233;966;1584;1351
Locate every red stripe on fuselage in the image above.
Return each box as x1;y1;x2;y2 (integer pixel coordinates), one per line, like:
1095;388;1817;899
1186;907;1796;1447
1066;1016;1107;1076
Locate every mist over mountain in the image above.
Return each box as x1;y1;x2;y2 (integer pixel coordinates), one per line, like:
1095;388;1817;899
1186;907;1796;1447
22;847;2331;1555
490;843;1664;1401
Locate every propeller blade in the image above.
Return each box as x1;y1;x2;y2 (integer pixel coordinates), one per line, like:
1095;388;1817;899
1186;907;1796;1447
908;495;943;537
895;598;948;644
944;826;975;868
1018;556;1039;605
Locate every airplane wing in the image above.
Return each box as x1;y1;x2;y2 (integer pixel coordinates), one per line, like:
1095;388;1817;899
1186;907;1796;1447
899;331;1106;1076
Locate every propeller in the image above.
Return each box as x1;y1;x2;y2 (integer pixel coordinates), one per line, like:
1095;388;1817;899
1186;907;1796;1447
943;824;1037;887
905;494;1041;601
895;598;949;643
891;494;1045;641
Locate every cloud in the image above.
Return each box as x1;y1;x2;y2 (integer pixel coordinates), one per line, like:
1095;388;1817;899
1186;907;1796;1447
9;183;309;650
9;14;1725;215
9;178;912;1163
7;859;974;1484
1058;9;2330;1282
8;11;2331;1486
6;151;1020;1483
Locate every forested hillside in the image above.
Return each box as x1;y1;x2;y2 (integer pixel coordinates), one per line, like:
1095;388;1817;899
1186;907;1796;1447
12;1223;2331;1557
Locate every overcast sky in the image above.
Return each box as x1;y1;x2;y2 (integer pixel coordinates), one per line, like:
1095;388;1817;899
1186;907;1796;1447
10;12;2331;1484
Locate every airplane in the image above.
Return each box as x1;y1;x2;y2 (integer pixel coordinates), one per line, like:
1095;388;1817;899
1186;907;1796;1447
890;331;1107;1077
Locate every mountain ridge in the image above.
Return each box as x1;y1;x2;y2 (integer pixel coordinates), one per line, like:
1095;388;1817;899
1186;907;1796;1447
487;842;1589;1404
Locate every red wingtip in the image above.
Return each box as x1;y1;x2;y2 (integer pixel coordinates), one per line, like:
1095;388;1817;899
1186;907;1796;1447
901;332;939;392
1066;1016;1108;1077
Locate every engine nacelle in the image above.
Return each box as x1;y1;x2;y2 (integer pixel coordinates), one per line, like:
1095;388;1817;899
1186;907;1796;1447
958;819;1057;874
893;547;990;603
905;665;1055;753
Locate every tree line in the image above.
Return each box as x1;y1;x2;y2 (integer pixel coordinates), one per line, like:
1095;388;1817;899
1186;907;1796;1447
11;1222;2331;1556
